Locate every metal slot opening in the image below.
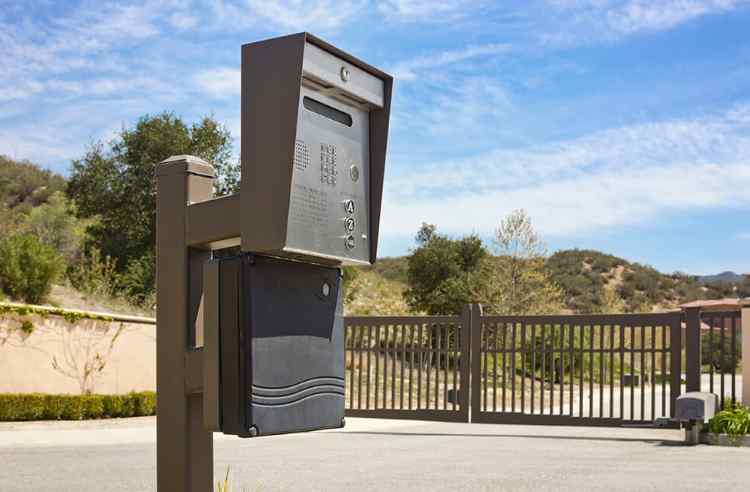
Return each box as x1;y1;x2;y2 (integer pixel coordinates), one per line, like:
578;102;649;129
303;96;353;127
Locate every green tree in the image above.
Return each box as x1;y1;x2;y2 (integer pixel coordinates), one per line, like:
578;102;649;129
482;209;563;315
67;113;237;301
0;233;63;304
404;223;488;315
22;192;87;263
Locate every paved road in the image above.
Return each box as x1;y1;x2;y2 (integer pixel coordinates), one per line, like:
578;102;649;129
0;416;748;491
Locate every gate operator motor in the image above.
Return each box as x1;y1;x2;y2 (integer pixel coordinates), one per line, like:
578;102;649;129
203;33;392;438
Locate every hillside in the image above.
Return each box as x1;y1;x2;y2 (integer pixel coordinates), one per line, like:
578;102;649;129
353;251;749;315
545;250;749;312
344;267;411;316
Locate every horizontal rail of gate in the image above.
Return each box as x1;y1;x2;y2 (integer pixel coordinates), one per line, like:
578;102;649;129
344;309;470;423
470;308;683;427
697;310;742;409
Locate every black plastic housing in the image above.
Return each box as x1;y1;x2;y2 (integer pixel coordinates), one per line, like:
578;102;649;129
215;254;345;437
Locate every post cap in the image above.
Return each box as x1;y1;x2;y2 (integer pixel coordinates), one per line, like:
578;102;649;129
156;155;215;178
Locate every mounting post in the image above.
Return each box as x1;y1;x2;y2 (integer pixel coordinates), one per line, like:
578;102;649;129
156;155;215;491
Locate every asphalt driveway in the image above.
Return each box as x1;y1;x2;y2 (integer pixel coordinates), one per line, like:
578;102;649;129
0;416;748;491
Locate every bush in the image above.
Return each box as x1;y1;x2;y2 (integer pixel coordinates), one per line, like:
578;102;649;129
0;392;156;421
119;253;155;306
102;394;125;417
67;246;120;298
709;404;750;440
22;192;86;263
131;391;156;416
701;332;742;373
0;233;63;304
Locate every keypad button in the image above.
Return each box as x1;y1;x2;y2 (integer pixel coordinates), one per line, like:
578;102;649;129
345;235;356;250
344;199;355;214
345;217;356;232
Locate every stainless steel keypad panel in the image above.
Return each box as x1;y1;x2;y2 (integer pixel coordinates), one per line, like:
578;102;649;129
285;84;370;263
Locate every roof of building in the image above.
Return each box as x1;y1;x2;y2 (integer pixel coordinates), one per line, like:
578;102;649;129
679;298;743;310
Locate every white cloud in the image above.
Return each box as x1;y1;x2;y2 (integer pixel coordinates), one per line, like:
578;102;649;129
606;0;739;34
47;79;84;94
193;68;241;99
419;77;513;138
392;43;512;81
377;0;478;21
542;0;742;44
0;1;169;101
169;12;199;30
0;80;44;102
380;103;750;238
209;0;366;31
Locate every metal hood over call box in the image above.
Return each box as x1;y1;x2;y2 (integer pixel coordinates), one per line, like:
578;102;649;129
240;32;393;266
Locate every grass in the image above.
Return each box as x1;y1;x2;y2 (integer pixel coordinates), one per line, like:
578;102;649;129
344;269;413;316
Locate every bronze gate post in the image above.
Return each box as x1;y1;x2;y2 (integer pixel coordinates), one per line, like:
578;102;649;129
742;300;750;407
469;304;483;421
156;155;215;491
684;306;702;393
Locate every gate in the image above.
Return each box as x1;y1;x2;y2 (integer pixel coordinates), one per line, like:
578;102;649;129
344;305;738;427
696;309;743;409
470;307;684;427
343;307;470;422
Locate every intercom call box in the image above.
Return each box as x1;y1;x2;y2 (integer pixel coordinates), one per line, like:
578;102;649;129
241;32;393;266
204;33;392;438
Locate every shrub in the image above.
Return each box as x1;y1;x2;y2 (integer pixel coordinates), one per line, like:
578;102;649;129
119;253;155;306
43;395;66;420
701;332;742;373
22;192;86;263
131;391;156;416
0;395;46;421
61;396;85;420
102;394;125;417
709;404;750;440
0;233;63;304
67;246;120;298
0;392;156;421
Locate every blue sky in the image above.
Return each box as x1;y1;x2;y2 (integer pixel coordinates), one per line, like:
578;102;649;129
1;0;749;275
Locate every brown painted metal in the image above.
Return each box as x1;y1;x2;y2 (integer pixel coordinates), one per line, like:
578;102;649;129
344;313;468;422
669;314;682;417
187;194;240;249
685;307;702;393
345;308;687;428
699;309;742;409
202;260;220;431
471;311;682;426
156;155;215;492
240;33;393;264
458;305;472;420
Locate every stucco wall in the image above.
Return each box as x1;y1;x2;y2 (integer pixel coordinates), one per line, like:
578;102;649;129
0;314;155;395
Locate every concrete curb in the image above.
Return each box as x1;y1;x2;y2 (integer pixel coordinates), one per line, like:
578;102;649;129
701;432;750;447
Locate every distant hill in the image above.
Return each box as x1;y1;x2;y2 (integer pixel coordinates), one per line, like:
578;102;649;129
699;271;746;284
355;250;750;315
546;250;749;313
0;155;66;211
